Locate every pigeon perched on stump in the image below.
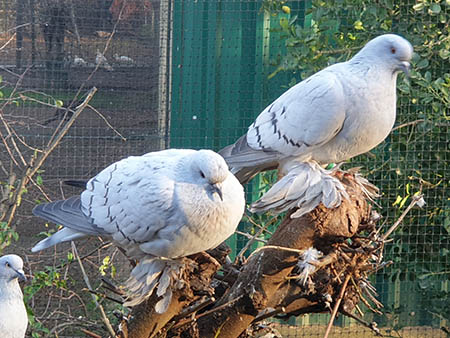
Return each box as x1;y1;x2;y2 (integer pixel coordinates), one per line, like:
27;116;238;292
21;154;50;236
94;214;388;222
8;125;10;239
31;149;245;312
0;254;28;338
220;34;413;216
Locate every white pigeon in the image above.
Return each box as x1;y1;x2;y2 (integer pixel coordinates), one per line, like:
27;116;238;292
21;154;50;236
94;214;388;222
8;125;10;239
220;34;413;216
95;49;113;71
73;55;87;67
0;254;28;338
31;149;245;312
114;53;135;65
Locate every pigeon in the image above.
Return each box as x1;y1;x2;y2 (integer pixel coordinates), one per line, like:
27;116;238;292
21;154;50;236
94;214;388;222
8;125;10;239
114;53;135;65
95;49;113;71
0;254;28;338
31;149;245;311
73;55;87;67
220;34;412;216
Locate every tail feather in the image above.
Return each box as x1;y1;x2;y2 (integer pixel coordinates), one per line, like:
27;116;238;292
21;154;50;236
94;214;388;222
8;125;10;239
31;228;86;252
63;179;88;188
219;135;280;184
33;196;107;236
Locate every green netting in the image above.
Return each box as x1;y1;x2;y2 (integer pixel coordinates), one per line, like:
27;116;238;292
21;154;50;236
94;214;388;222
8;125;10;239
169;0;449;335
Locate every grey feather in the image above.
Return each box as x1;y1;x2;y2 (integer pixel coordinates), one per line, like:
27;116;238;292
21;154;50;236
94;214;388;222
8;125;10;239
250;162;349;218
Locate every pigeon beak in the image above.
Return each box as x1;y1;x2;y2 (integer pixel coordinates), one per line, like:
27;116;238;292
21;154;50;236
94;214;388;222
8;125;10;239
399;61;411;77
210;183;223;201
15;269;27;282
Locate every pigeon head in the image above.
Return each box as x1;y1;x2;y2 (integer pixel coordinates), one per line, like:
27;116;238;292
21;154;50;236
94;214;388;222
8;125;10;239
0;255;26;282
354;34;413;76
190;150;230;201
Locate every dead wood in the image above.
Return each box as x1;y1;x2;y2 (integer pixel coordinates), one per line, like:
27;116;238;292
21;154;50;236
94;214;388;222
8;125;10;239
116;173;386;338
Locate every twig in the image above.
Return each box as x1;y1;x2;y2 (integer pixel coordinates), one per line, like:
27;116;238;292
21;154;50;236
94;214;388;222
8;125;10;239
1;87;97;233
392;119;425;131
165;296;215;332
80;328;102;338
247;245;306;261
171;295;244;330
252;307;286;323
323;274;351;338
87;104;127;141
381;194;424;241
236;216;277;262
341;309;382;336
0;32;16;51
72;242;116;337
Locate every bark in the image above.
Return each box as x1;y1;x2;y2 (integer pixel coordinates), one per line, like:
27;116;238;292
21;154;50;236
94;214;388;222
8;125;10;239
119;173;374;338
119;246;231;338
196;174;369;338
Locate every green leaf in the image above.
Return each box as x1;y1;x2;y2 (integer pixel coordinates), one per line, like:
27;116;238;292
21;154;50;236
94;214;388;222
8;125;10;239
36;175;43;186
412;3;425;12
428;3;441;15
416;58;429;69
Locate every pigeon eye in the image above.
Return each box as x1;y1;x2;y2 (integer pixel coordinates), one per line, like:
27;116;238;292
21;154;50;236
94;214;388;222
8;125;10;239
5;262;10;267
391;47;396;54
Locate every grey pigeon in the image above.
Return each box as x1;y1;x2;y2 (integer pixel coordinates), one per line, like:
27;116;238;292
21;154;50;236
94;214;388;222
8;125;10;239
0;254;28;338
31;149;245;311
220;34;413;216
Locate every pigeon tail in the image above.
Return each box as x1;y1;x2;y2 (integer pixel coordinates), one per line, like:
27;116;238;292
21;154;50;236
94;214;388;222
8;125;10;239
32;196;108;236
123;257;185;313
63;179;88;188
249;161;349;218
219;135;279;184
31;228;86;252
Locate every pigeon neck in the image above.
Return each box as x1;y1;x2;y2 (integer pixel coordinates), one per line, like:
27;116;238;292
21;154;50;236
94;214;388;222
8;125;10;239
0;278;22;297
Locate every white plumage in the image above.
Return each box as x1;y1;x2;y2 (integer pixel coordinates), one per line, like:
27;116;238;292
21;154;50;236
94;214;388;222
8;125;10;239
73;55;87;67
220;34;413;215
297;247;322;285
31;149;245;311
114;53;135;65
0;254;28;338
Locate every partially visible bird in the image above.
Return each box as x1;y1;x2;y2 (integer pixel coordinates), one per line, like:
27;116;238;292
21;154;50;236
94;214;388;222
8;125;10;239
114;53;135;66
73;55;87;67
220;34;413;216
95;49;113;71
31;149;245;312
0;254;28;338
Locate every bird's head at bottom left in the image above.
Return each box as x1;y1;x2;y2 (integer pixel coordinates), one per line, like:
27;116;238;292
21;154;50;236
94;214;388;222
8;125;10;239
0;254;26;282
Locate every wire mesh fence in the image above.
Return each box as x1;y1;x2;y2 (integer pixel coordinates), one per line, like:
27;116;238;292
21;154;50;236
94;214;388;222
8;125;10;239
0;0;448;337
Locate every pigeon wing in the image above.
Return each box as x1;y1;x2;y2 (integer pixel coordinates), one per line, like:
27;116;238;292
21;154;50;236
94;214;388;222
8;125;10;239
247;69;346;157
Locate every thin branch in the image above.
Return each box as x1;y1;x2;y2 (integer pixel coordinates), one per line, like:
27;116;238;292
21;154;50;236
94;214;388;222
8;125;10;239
71;242;116;337
392;119;425;131
0;32;17;51
381;194;424;241
87;104;127;141
171;295;244;330
323;274;351;338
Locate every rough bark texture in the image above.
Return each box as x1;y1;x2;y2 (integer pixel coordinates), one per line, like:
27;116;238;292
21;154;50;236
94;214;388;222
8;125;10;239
118;173;375;338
